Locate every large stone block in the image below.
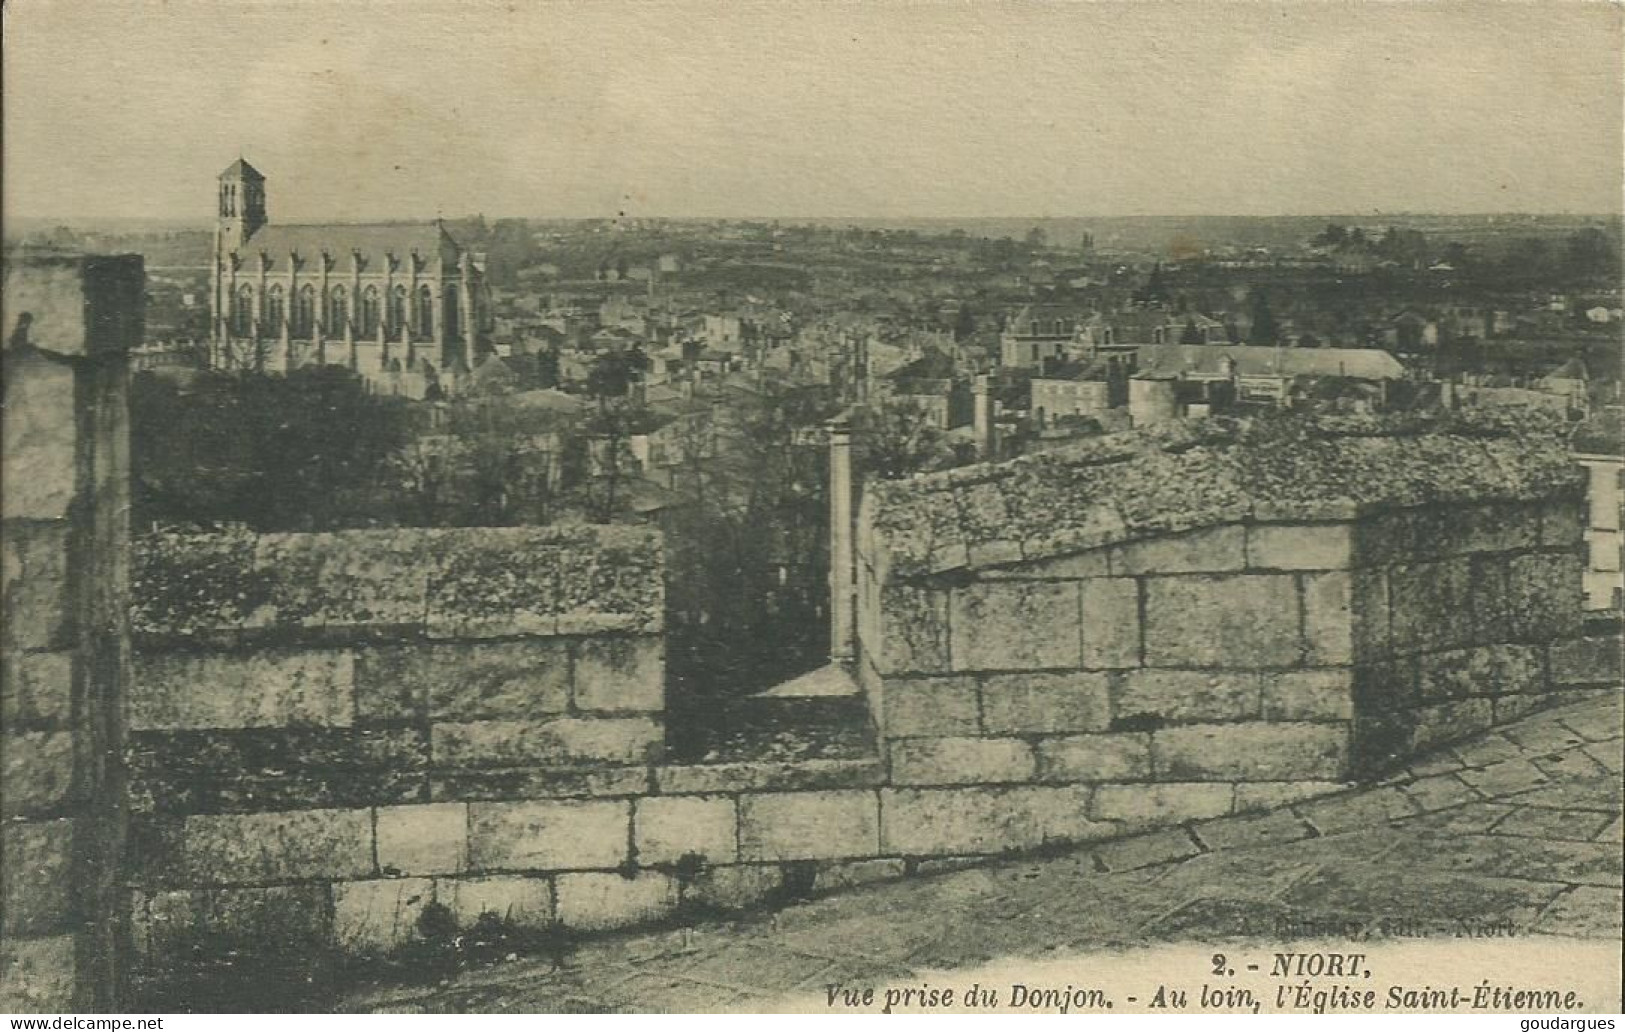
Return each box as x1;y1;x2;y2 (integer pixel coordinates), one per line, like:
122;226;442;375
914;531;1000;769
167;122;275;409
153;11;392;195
1261;668;1355;721
0;730;74;816
354;641;570;722
468;799;630;871
1302;572;1354;665
1114;669;1260;725
1418;645;1543;701
0;933;76;1010
1108;526;1246;575
1152;723;1348;781
1143;574;1299;667
131;649;354;731
1;818;73;936
1411;699;1496;751
181;808;375;885
1388;558;1475;653
634;795;737;865
1247;523;1353;571
1349;567;1390;662
440;874;554;929
949;580;1080;672
1505;552;1584;642
1549;636;1622;687
984;549;1110;580
573;636;664;713
254;531;438;633
2;522;71;651
333;877;437;952
1;352;78;521
376;803;469;876
684;864;784;911
888;737;1035;786
652;757;882;795
873;584;952;674
1035;732;1151;782
980;670;1110;734
1090;782;1234;822
555;871;677;931
132;884;331;958
738;790;880;861
1540;499;1586;549
881;785;1106;855
3;254;143;359
431;765;650;803
0;649;72;728
1080;578;1141;668
878;675;980;737
431;716;661;768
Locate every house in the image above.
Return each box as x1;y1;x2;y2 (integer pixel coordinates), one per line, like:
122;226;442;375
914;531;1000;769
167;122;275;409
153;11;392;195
998;304;1092;367
1386;310;1440;351
1571;407;1623;610
1030;359;1127;427
881;348;973;429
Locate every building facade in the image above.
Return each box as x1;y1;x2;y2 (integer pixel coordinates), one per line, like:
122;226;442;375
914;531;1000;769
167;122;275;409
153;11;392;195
209;159;488;394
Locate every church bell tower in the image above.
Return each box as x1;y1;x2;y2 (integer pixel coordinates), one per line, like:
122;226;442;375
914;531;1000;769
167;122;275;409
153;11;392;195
217;158;267;253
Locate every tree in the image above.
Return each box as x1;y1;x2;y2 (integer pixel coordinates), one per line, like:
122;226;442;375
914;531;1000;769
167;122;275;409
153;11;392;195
1025;226;1048;250
852;399;954;481
954;304;977;341
1248;289;1282;346
1180;318;1205;345
1566;227;1619;280
130;366;414;533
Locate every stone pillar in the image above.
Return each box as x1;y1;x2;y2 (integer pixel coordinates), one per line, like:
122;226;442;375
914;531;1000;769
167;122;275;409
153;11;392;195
828;415;855;662
973;373;994;460
316;254;330;367
458;253;478;364
431;278;445;367
2;253;142;1010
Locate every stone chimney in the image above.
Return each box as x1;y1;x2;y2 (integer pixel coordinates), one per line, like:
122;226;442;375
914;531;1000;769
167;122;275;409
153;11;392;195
827;413;855;662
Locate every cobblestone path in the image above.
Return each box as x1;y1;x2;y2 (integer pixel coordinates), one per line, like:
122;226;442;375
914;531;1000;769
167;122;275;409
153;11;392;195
349;692;1622;1014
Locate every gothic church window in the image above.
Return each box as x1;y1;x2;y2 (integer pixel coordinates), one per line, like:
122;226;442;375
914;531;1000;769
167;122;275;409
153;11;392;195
361;286;381;337
294;285;316;337
265;284;285;333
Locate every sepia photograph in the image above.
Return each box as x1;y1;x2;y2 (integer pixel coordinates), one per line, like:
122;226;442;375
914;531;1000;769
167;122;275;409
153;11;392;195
1;0;1621;1017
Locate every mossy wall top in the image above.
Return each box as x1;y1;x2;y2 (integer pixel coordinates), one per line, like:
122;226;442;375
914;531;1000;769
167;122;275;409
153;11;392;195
132;525;663;645
861;410;1583;583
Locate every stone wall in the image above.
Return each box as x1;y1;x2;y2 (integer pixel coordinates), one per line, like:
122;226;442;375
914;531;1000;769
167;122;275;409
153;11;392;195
3;253;144;1009
855;414;1594;851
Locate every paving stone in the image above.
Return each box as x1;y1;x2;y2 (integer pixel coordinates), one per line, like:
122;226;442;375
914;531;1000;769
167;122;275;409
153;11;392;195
1512;778;1623;814
1533;885;1623;938
1381;833;1622;888
1456;758;1551;798
1295;786;1416;835
1594;817;1624;845
1190;809;1315;851
1532;749;1610;782
1092;828;1202;872
1449;733;1525;768
1488;807;1616;843
1280;865;1565;925
1400;773;1480;813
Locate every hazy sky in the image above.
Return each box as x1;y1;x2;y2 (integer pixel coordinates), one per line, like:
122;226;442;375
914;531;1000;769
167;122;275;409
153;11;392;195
5;1;1622;220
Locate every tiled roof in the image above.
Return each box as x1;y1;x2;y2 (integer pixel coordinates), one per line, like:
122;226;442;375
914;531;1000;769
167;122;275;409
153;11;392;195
218;158;264;181
1132;344;1406;381
237;222;460;263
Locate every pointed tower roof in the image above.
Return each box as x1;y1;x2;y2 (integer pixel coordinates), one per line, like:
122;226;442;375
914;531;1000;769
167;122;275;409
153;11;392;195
219;158;265;181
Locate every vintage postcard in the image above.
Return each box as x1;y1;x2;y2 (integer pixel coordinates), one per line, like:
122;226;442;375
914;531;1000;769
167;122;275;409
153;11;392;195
2;0;1621;1018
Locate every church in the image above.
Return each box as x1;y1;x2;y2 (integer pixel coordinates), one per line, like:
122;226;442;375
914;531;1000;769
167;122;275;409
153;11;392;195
208;158;488;395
